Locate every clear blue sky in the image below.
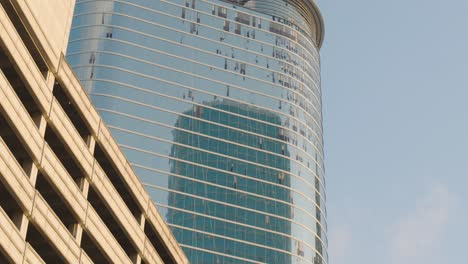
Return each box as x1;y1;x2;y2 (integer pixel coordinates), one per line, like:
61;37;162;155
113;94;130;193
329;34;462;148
318;0;468;263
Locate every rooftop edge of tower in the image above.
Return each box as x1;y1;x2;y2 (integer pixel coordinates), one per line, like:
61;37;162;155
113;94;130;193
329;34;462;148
306;0;325;48
228;0;325;48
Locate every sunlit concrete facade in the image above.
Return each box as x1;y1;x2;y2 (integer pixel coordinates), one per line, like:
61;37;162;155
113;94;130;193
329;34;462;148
68;0;327;263
0;0;188;263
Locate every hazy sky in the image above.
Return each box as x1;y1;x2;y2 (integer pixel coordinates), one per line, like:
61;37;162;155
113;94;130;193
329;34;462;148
317;0;468;263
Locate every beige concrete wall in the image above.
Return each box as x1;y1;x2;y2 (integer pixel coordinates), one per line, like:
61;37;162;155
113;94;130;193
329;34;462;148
0;0;188;263
10;0;76;71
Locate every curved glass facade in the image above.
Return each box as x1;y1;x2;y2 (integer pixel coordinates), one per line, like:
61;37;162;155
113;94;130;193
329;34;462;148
67;0;327;263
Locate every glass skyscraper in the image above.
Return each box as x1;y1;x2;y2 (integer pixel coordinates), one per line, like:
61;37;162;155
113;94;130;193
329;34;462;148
167;101;292;263
67;0;326;263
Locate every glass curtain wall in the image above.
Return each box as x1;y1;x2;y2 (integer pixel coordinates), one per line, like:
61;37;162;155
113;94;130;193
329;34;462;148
67;0;327;263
